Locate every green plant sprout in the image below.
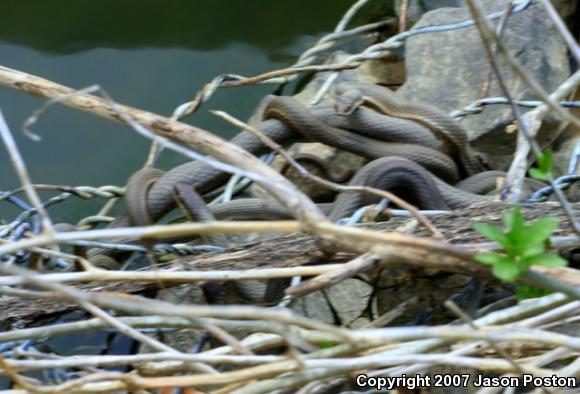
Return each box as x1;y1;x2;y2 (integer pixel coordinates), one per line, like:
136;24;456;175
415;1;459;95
473;207;567;283
528;149;553;181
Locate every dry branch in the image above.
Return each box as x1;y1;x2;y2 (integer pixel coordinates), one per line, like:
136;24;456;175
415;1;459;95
0;65;324;227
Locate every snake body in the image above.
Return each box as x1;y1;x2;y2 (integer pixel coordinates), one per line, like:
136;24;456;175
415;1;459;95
169;165;543;225
173;185;290;304
173;183;230;247
104;91;464;231
125;168;165;226
263;96;460;182
335;82;486;177
95;82;546;276
329;157;449;221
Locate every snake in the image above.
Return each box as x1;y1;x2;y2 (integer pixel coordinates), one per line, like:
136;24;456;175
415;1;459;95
206;165;545;222
102;89;461;232
125;167;165;226
93;82;531;270
173;183;292;304
263;95;460;182
87;168;165;266
91;159;546;298
328;157;449;221
335;82;487;177
173;183;230;247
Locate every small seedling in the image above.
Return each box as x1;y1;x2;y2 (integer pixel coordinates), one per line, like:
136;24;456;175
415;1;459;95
473;207;567;282
528;149;553;182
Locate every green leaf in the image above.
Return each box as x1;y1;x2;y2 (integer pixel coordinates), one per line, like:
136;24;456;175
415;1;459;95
539;150;554;172
529;150;554;181
491;259;522;282
503;207;524;233
473;223;508;246
525;218;558;246
474;206;563;283
521;253;567;269
474;252;507;266
503;208;527;256
529;168;549;181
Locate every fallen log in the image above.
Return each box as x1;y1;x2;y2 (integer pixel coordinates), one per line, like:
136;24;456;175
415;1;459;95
0;202;578;329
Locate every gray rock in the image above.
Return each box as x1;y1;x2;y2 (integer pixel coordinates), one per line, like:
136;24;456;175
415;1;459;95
396;0;570;164
140;284;207;353
290;290;336;325
289;279;373;327
326;278;373;327
395;0;465;23
396;0;577;32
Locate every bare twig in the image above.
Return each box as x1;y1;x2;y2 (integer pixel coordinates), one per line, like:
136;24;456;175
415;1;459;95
398;0;409;33
0;264;341;287
0;263;218;374
286;252;380;296
0;110;53;235
506;71;580;200
175;63;361;119
538;0;580;63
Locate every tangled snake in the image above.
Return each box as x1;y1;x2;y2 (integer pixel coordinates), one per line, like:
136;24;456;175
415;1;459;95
100;84;462;234
89;82;547;295
335;82;487;177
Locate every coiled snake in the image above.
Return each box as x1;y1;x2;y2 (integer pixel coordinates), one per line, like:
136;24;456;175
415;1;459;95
89;82;546;304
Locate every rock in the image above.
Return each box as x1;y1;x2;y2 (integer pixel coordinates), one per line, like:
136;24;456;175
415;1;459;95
396;0;570;168
396;0;577;35
326;278;373;327
395;0;465;23
140;284;207;353
375;268;473;325
289;290;336;325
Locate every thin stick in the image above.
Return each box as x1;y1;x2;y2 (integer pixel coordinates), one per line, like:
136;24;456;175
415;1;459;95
398;0;409;33
0;264;341;287
175;63;360;119
445;300;526;377
0;110;53;234
538;0;580;63
478;1;514;100
465;1;579;128
286;252;379;296
505;71;580;201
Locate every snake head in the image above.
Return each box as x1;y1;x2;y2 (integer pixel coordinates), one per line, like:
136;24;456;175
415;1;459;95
334;85;364;116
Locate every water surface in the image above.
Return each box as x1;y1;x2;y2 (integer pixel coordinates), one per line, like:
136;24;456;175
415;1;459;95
0;0;358;221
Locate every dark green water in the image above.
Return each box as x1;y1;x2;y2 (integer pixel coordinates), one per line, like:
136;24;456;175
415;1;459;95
0;0;362;222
